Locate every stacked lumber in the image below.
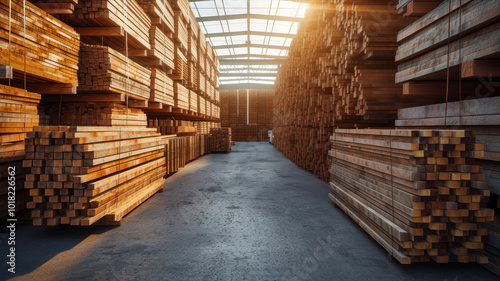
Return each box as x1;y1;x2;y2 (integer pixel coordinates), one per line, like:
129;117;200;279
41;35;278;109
30;0;78;15
397;0;442;17
0;85;42;217
78;44;151;101
172;47;189;83
166;134;208;174
199;95;206;115
396;97;500;274
148;119;196;135
0;0;79;85
396;0;500;86
56;0;152;51
329;128;493;264
150;68;175;106
208;128;231;153
43;102;148;127
273;1;459;180
174;82;189;111
137;0;175;34
24;126;168;226
169;0;190;23
147;25;175;70
173;11;189;54
195;121;221;135
220;89;273;141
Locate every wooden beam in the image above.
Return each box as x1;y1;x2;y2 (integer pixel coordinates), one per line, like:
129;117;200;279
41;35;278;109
0;65;13;79
27;83;77;94
462;60;500;78
32;3;74;14
74;27;124;37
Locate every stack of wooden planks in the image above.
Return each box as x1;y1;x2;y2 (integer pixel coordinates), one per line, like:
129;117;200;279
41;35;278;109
137;0;175;35
43;102;148;127
78;44;151;101
208;128;231;153
174;82;190;111
0;85;42;217
329;128;493;264
146;25;175;70
396;0;500;88
150;68;175;107
56;0;152;51
148;119;196;135
24;126;168;226
195;121;221;135
396;97;500;273
220;89;273;141
166;134;208;175
0;0;80;86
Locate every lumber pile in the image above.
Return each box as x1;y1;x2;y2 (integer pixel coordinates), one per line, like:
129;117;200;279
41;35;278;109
150;68;175;107
174;82;190;111
166;134;208;175
397;0;441;17
23;126;168;226
220;89;273;141
146;25;175;70
396;97;500;273
0;85;42;217
329;128;493;264
56;0;152;51
208;128;231;153
43;102;148;127
396;0;500;86
137;0;175;35
78;44;151;100
0;0;80;85
29;0;78;15
195;121;221;135
148;119;196;135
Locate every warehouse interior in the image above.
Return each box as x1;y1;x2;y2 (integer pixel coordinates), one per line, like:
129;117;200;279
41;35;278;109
1;0;500;280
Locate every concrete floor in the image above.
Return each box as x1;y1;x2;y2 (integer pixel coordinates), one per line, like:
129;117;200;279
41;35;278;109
1;142;498;281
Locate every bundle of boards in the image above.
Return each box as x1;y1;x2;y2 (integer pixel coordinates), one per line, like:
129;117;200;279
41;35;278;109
24;126;168;226
396;97;500;273
166;134;208;175
0;85;42;217
148;119;197;135
329;129;493;264
0;0;80;85
208;128;232;153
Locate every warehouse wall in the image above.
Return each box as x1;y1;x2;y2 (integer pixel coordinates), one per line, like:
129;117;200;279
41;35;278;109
220;89;274;141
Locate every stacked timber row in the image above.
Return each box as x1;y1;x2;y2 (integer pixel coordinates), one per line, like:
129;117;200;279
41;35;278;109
274;1;415;181
220;90;273;141
208;128;231;153
329;129;493;264
195;121;221;135
48;0;220;120
24;126;168;226
166;134;209;175
148;119;197;135
396;97;500;273
0;1;80;217
0;85;43;217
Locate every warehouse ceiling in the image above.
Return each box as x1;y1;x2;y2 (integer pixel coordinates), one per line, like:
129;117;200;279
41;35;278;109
189;0;308;90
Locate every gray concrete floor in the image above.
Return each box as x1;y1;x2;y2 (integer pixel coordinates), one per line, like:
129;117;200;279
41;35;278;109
1;142;498;281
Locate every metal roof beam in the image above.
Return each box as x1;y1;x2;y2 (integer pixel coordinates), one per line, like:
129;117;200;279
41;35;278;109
219;72;278;77
212;44;289;50
219;83;275;90
196;13;302;22
205;31;296;38
218;54;285;59
219;59;285;65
